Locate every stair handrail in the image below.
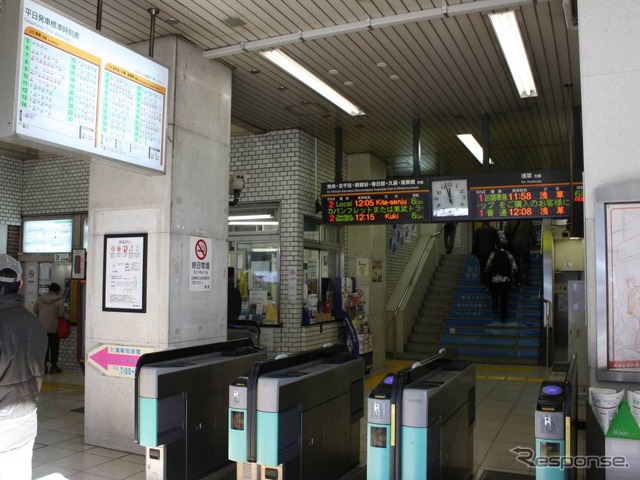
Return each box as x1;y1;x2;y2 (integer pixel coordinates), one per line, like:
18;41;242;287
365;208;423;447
392;230;441;359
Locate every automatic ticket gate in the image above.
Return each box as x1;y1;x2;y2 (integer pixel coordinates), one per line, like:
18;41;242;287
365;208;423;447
135;338;267;480
228;343;365;480
367;350;476;480
535;354;578;480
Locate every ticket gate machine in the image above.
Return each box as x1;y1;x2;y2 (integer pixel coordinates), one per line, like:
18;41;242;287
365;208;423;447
367;350;476;480
135;338;267;480
228;343;365;480
535;354;578;480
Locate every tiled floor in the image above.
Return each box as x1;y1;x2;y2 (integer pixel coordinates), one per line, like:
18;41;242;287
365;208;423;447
31;362;586;480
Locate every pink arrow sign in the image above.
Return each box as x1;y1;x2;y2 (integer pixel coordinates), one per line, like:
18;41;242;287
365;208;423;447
88;345;153;377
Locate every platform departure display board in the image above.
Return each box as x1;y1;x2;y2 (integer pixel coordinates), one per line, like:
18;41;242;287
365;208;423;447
469;170;582;220
322;177;430;225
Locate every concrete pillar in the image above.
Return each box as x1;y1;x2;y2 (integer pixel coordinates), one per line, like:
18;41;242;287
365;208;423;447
84;36;231;452
580;1;640;388
346;153;387;371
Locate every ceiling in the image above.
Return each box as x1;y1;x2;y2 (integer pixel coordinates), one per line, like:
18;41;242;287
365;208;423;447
0;0;580;177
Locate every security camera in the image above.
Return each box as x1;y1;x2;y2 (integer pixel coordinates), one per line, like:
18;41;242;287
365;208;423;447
229;174;245;195
229;174;246;206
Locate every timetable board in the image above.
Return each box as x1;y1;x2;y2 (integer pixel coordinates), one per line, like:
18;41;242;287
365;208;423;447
0;0;169;172
469;170;582;220
321;178;430;225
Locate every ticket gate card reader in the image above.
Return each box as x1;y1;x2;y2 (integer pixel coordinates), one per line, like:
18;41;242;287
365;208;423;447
367;351;475;480
135;339;267;480
535;383;568;479
229;343;365;480
535;354;577;480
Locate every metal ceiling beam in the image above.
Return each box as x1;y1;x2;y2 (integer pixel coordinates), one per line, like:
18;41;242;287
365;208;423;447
203;0;553;59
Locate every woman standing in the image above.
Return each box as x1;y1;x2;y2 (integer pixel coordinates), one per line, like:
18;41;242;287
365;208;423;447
33;283;65;374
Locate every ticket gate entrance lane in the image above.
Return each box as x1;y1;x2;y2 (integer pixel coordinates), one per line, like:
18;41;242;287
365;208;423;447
367;350;476;480
228;343;365;480
135;338;267;480
535;353;578;480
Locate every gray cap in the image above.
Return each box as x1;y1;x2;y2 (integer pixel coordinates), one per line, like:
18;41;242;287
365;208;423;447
0;254;22;282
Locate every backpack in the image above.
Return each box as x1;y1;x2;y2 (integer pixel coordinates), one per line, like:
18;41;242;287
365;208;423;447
488;249;513;282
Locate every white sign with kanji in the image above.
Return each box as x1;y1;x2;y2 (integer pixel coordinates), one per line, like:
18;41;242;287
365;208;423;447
189;236;212;291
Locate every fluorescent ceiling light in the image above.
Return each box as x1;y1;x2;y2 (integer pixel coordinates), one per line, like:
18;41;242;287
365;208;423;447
260;49;365;116
489;11;537;98
457;134;494;165
228;221;279;226
228;214;273;221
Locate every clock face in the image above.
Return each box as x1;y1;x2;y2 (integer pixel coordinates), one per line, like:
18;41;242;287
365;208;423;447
432;179;469;217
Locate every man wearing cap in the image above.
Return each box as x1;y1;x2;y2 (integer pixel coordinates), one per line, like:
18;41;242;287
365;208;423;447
0;254;48;479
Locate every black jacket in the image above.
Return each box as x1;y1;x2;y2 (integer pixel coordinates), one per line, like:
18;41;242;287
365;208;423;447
0;293;48;420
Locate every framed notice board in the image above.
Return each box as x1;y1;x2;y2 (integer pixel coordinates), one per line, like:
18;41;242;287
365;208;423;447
102;233;147;313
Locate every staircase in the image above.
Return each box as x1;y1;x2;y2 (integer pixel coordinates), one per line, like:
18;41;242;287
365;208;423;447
399;253;544;365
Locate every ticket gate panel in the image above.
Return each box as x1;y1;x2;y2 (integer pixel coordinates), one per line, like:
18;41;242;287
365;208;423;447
232;344;364;480
229;408;248;463
187;389;228;479
400;426;427;479
256;406;300;467
139;397;159;447
138;392;185;447
367;423;391;480
535;438;566;480
134;339;266;480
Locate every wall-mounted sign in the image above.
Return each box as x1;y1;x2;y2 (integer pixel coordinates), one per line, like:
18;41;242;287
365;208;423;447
189;236;212;291
102;233;147;312
72;248;86;279
469;170;581;221
321;177;430;225
0;0;169;172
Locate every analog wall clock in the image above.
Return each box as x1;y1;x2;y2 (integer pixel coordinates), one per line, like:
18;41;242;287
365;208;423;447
431;178;469;217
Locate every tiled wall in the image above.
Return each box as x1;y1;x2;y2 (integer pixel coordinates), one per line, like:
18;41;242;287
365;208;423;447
230;129;346;354
21;155;90;215
0;155;23;225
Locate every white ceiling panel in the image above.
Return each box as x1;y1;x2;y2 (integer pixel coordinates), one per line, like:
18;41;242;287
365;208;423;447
0;0;581;177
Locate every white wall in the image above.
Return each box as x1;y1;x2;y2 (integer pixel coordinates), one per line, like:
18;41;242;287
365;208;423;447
581;0;640;387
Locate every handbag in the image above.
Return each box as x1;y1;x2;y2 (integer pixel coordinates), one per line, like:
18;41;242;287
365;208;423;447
57;316;71;339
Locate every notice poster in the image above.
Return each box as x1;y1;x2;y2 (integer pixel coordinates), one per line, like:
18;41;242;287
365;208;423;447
7;0;168;172
103;234;147;312
189;236;212;292
606;203;640;370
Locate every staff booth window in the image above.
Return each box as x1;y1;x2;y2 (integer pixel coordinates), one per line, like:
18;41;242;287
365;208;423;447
228;204;280;325
303;218;343;323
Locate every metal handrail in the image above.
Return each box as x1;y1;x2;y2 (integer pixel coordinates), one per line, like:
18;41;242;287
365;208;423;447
392;230;441;359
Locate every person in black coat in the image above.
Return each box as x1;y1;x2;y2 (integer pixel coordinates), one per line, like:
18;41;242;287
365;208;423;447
227;267;242;324
485;239;518;322
472;222;499;288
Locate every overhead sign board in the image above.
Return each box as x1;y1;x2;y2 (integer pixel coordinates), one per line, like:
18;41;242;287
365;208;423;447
321;170;582;226
469;170;582;221
321;177;431;225
0;0;169;172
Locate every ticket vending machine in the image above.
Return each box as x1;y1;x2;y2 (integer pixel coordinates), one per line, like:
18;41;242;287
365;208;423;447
367;349;476;480
228;343;365;480
135;339;267;480
535;354;577;480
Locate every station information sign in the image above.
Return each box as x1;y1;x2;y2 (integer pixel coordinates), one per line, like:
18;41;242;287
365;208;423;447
0;0;169;172
321;177;431;225
469;170;582;220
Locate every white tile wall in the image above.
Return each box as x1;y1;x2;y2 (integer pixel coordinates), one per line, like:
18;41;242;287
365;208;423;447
230;129;345;354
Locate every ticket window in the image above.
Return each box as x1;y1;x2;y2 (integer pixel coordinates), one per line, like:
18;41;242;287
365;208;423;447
303;219;343;317
229;204;280;325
